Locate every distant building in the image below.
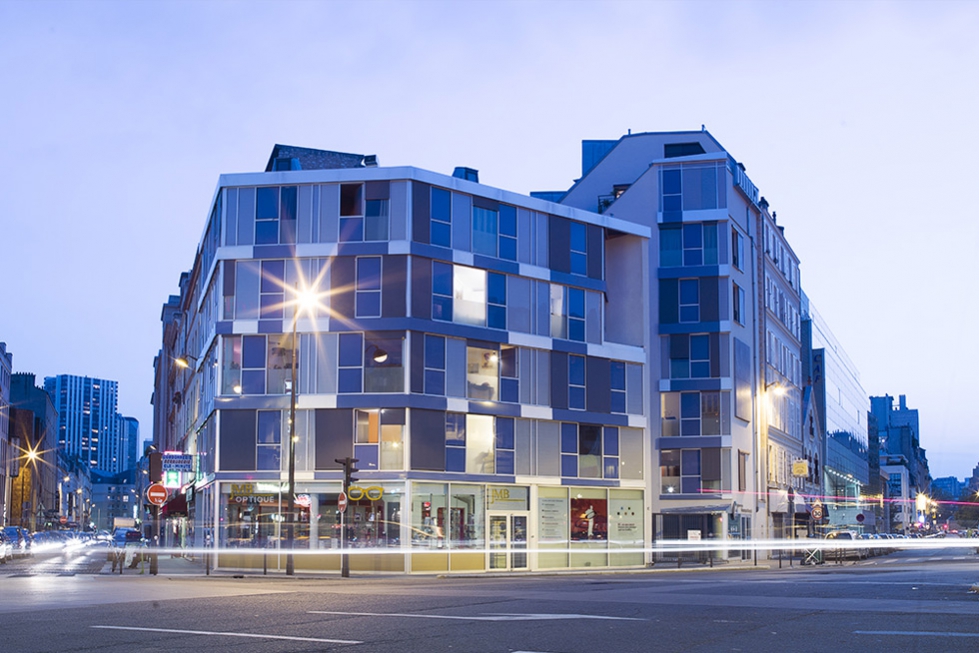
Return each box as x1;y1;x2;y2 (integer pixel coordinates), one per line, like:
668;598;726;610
9;373;59;530
43;374;137;475
802;298;871;531
90;469;138;532
870;394;931;532
931;476;963;500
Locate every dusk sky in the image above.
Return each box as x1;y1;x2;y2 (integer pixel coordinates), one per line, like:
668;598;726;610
2;1;976;480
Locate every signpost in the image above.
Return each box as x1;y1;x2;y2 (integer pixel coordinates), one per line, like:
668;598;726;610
338;491;347;513
146;483;168;506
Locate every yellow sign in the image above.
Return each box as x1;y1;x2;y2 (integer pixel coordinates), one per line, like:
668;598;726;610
792;459;809;477
347;485;384;501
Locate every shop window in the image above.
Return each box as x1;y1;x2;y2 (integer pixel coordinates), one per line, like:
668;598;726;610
413;482;447;547
449;484;485;548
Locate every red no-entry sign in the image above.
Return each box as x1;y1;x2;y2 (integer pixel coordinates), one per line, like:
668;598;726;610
146;483;168;506
338;491;347;513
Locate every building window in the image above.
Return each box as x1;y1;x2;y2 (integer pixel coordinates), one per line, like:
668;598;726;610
570;221;587;275
260;260;285;319
662;223;718;267
561;423;578;477
679;279;700;323
446;414;495;474
603;427;619;479
733;282;745;325
488;272;507;329
568;287;585;342
499;204;517;261
364;336;403;393
660;163;725;218
732;227;744;270
739;451;748;492
660;450;680;493
365;199;389;241
255;186;278;245
355;257;382;318
355;409;404;470
669;333;711;379
454;266;486;326
500;345;518;403
339;184;365;241
241;335;267;394
681;449;702;493
424;335;445;395
569;354;585;410
431;187;451;248
578;424;601;478
432;261;453;321
661;391;730;437
472;206;498;257
549;284;566;339
610;362;626;413
337;332;363;393
495;417;515;475
256;410;281;470
467;345;498;400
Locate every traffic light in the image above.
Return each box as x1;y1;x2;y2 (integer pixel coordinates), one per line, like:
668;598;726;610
148;452;163;483
335;456;360;489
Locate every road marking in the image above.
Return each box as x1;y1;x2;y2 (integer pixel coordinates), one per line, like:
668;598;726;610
309;610;644;622
855;631;979;638
92;625;362;644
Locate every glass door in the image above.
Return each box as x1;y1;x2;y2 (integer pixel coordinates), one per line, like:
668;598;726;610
488;512;529;570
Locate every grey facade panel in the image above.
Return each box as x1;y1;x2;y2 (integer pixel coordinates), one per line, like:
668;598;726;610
410;331;424;394
315;408;353;470
446;337;467;397
412;181;430;244
382;255;407;318
390;180;407;241
219;410;256;471
451;191;472;252
550;351;568;410
586;356;611;414
660;279;679;324
365;180;389;200
548;215;571;274
411;408;446;471
237;187;255;246
411;256;432;321
319;183;340;244
586;224;603;280
331;256;355;322
701;277;719;322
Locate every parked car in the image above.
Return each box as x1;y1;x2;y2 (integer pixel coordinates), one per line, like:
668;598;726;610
2;527;33;558
0;530;12;563
825;529;866;560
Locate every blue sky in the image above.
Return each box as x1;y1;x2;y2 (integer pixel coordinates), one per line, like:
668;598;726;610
2;0;976;480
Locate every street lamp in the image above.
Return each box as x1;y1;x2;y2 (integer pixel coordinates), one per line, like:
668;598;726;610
286;285;319;576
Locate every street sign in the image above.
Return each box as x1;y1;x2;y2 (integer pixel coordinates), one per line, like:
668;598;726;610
146;483;168;506
338;491;347;513
811;501;824;521
162;453;194;472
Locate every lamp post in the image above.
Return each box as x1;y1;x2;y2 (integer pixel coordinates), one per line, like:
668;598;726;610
286;285;318;576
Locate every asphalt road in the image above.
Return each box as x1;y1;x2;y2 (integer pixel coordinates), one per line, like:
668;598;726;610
0;541;977;653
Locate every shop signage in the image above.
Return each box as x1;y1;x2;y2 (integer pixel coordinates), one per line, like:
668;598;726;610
347;485;383;501
792;459;809;477
487;486;529;510
162;453;195;472
229;483;279;505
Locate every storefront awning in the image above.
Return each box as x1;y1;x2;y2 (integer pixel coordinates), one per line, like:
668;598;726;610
659;504;733;515
161;493;187;517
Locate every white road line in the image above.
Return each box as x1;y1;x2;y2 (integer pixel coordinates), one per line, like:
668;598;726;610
855;631;979;638
91;625;362;644
309;610;644;622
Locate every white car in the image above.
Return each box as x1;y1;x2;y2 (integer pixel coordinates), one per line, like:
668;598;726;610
0;531;12;563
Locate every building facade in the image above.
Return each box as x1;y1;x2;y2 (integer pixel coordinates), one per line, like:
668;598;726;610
0;342;12;527
557;131;791;554
43;374;121;473
9;373;59;530
155;145;651;573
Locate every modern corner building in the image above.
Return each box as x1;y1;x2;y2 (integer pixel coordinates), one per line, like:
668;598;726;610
157;133;867;572
154;144;651;573
556;131;806;550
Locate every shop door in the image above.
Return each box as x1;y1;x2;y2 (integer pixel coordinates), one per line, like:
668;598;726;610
488;513;528;571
